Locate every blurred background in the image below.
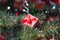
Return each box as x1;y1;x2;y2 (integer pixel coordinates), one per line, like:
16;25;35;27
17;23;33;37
0;0;60;40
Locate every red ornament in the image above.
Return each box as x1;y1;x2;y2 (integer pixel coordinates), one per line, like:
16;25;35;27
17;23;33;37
0;37;4;40
16;12;19;16
22;14;38;28
51;0;60;4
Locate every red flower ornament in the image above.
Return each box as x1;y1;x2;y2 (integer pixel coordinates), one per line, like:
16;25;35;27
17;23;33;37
22;14;38;28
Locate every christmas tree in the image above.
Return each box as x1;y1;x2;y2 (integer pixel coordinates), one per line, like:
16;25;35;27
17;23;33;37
0;0;60;40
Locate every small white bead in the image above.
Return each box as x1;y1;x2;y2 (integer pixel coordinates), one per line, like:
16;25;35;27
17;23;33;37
25;1;29;6
52;6;56;9
23;9;26;12
7;6;10;10
45;11;48;13
26;3;29;6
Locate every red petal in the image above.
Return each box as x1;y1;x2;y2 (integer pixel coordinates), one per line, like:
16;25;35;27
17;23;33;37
27;20;32;24
32;18;37;21
22;19;27;24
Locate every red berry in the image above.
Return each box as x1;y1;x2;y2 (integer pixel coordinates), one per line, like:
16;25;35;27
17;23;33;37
16;12;19;16
0;37;4;40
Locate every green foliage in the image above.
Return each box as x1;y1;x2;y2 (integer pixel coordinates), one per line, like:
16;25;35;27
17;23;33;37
20;26;39;40
0;10;59;40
